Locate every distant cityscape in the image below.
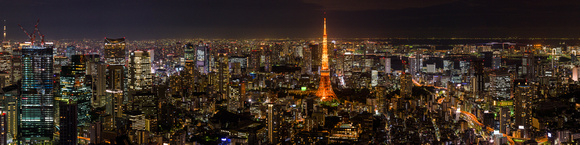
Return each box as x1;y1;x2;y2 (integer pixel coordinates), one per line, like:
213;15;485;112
0;15;579;145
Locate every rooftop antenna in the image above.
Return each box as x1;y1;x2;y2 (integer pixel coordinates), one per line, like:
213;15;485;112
3;19;6;42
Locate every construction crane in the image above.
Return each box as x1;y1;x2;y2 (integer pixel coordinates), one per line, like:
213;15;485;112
34;19;45;45
18;19;41;45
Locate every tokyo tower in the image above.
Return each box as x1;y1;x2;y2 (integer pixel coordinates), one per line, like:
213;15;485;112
315;13;336;101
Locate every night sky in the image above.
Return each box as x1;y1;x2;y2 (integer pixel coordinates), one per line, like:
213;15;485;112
2;0;580;40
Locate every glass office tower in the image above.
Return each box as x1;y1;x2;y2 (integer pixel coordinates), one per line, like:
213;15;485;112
20;45;54;142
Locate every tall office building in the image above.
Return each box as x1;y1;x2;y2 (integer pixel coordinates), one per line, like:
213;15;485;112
93;62;107;107
514;80;532;138
385;57;391;74
400;60;414;98
472;59;485;101
229;57;246;76
249;49;261;73
60;55;92;125
147;49;154;64
0;112;6;145
106;65;125;118
59;100;78;145
499;107;509;134
195;42;209;74
400;73;413;98
310;44;321;70
267;103;283;143
1;22;10;86
20;45;54;142
128;50;152;96
216;50;229;100
259;45;272;72
1;85;18;141
184;43;195;61
104;38;126;65
408;56;417;76
302;45;312;74
489;71;511;99
522;51;535;81
0;42;11;89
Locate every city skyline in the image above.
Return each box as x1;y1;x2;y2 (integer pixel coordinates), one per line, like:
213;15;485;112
1;1;580;144
2;0;580;40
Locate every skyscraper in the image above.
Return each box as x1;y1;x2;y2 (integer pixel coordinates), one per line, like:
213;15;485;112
60;55;92;125
195;42;209;74
315;14;336;100
106;65;125;118
104;38;126;65
250;49;261;73
20;45;54;142
128;50;152;96
93;62;107;107
514;80;532;138
59;100;78;145
0;112;6;145
401;61;413;98
472;59;485;101
301;45;312;74
1;85;18;141
385;57;391;74
310;44;321;70
267;103;274;143
267;103;283;144
216;50;229;100
184;43;195;61
522;51;535;81
408;55;417;76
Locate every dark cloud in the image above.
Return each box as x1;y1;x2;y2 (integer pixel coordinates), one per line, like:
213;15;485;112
1;0;580;40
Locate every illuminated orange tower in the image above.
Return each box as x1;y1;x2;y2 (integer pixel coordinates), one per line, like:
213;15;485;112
316;13;336;100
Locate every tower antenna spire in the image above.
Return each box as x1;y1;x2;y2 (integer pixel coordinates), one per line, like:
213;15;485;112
3;19;6;42
316;11;336;101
